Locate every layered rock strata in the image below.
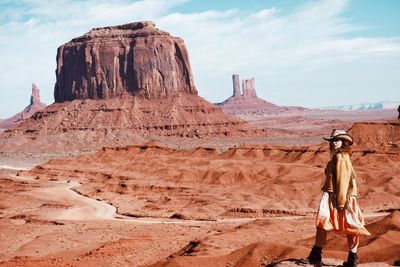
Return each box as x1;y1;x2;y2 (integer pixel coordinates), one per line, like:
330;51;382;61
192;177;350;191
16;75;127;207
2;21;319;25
0;83;46;129
0;95;252;152
54;21;197;102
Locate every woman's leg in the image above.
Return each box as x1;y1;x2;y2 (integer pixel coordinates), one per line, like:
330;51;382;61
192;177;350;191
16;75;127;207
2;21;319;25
307;227;326;264
343;235;359;266
347;234;359;253
315;227;327;247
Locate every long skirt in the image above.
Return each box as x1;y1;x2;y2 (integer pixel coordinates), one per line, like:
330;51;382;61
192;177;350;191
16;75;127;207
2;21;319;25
316;192;371;236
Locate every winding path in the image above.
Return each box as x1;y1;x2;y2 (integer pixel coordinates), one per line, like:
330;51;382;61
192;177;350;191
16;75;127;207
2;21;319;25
6;170;389;224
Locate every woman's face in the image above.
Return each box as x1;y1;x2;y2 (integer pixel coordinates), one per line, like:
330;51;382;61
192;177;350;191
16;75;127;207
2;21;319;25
331;139;343;150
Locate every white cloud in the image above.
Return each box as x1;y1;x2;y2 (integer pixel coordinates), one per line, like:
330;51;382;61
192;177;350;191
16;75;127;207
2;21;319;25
0;0;399;118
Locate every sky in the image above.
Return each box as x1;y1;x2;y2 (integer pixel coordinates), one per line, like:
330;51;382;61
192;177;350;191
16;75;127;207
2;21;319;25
0;0;399;118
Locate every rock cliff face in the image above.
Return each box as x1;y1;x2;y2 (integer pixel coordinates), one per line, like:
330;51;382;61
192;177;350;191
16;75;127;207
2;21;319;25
0;83;46;129
216;74;307;115
54;21;197;102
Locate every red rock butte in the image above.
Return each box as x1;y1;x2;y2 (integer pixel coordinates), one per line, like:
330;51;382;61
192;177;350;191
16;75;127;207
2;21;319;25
54;21;197;102
217;74;307;115
0;21;256;151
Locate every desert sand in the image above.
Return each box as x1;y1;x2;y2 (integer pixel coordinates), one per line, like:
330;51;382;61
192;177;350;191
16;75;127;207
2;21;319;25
1;118;399;266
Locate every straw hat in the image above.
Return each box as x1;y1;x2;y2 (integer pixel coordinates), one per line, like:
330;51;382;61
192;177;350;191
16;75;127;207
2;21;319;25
323;129;353;145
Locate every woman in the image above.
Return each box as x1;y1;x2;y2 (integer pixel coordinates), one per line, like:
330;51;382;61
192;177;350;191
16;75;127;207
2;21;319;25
307;129;370;267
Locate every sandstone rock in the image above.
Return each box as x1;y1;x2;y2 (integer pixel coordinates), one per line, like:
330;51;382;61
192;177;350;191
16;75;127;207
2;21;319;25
232;74;241;97
216;74;307;115
54;21;197;102
242;77;257;98
0;83;46;129
0;94;255;152
217;75;278;114
0;22;260;152
31;83;41;105
348;121;400;147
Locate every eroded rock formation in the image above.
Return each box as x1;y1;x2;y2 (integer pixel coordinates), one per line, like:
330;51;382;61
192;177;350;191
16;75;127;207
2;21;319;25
0;83;46;129
0;22;256;151
0;94;256;152
230;74;259;100
242;77;257;99
216;74;307;115
54;21;197;102
31;83;41;105
348;121;400;147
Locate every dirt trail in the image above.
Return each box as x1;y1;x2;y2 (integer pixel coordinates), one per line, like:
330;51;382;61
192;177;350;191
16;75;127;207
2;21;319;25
0;165;31;170
8;174;116;221
7;173;255;224
8;174;389;225
42;180;117;221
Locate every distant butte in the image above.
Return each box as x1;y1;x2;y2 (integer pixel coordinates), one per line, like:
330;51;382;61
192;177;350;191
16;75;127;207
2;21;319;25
216;74;307;115
0;83;46;129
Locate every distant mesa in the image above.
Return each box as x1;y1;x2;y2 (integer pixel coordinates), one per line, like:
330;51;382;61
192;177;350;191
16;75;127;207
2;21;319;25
54;21;197;103
319;101;400;111
0;83;46;129
216;74;307;115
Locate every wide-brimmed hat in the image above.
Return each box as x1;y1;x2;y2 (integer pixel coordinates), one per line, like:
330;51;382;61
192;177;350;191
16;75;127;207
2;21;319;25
323;129;353;145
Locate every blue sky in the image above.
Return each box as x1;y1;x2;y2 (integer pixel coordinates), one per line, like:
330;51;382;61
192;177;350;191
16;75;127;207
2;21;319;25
0;0;399;118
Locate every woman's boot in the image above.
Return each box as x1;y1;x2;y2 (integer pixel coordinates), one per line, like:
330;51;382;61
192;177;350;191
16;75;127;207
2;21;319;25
343;251;358;267
307;245;322;264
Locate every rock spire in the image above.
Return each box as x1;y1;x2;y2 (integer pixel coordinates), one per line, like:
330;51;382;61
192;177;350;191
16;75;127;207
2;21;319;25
217;74;307;115
0;83;46;129
232;74;241;97
31;83;41;105
231;75;258;99
216;74;279;115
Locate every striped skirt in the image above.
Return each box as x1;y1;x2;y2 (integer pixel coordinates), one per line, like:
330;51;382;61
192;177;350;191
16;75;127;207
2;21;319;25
316;192;371;236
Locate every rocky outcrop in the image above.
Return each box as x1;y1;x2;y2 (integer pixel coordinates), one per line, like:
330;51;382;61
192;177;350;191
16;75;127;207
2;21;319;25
54;21;197;102
216;74;307;115
0;94;256;152
0;83;46;129
348;121;400;147
242;77;257;98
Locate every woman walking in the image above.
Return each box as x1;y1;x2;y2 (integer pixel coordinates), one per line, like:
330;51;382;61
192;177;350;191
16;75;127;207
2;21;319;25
307;129;370;267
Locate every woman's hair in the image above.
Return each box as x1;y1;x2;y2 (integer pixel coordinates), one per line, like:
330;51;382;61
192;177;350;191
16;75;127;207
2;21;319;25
329;139;352;156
